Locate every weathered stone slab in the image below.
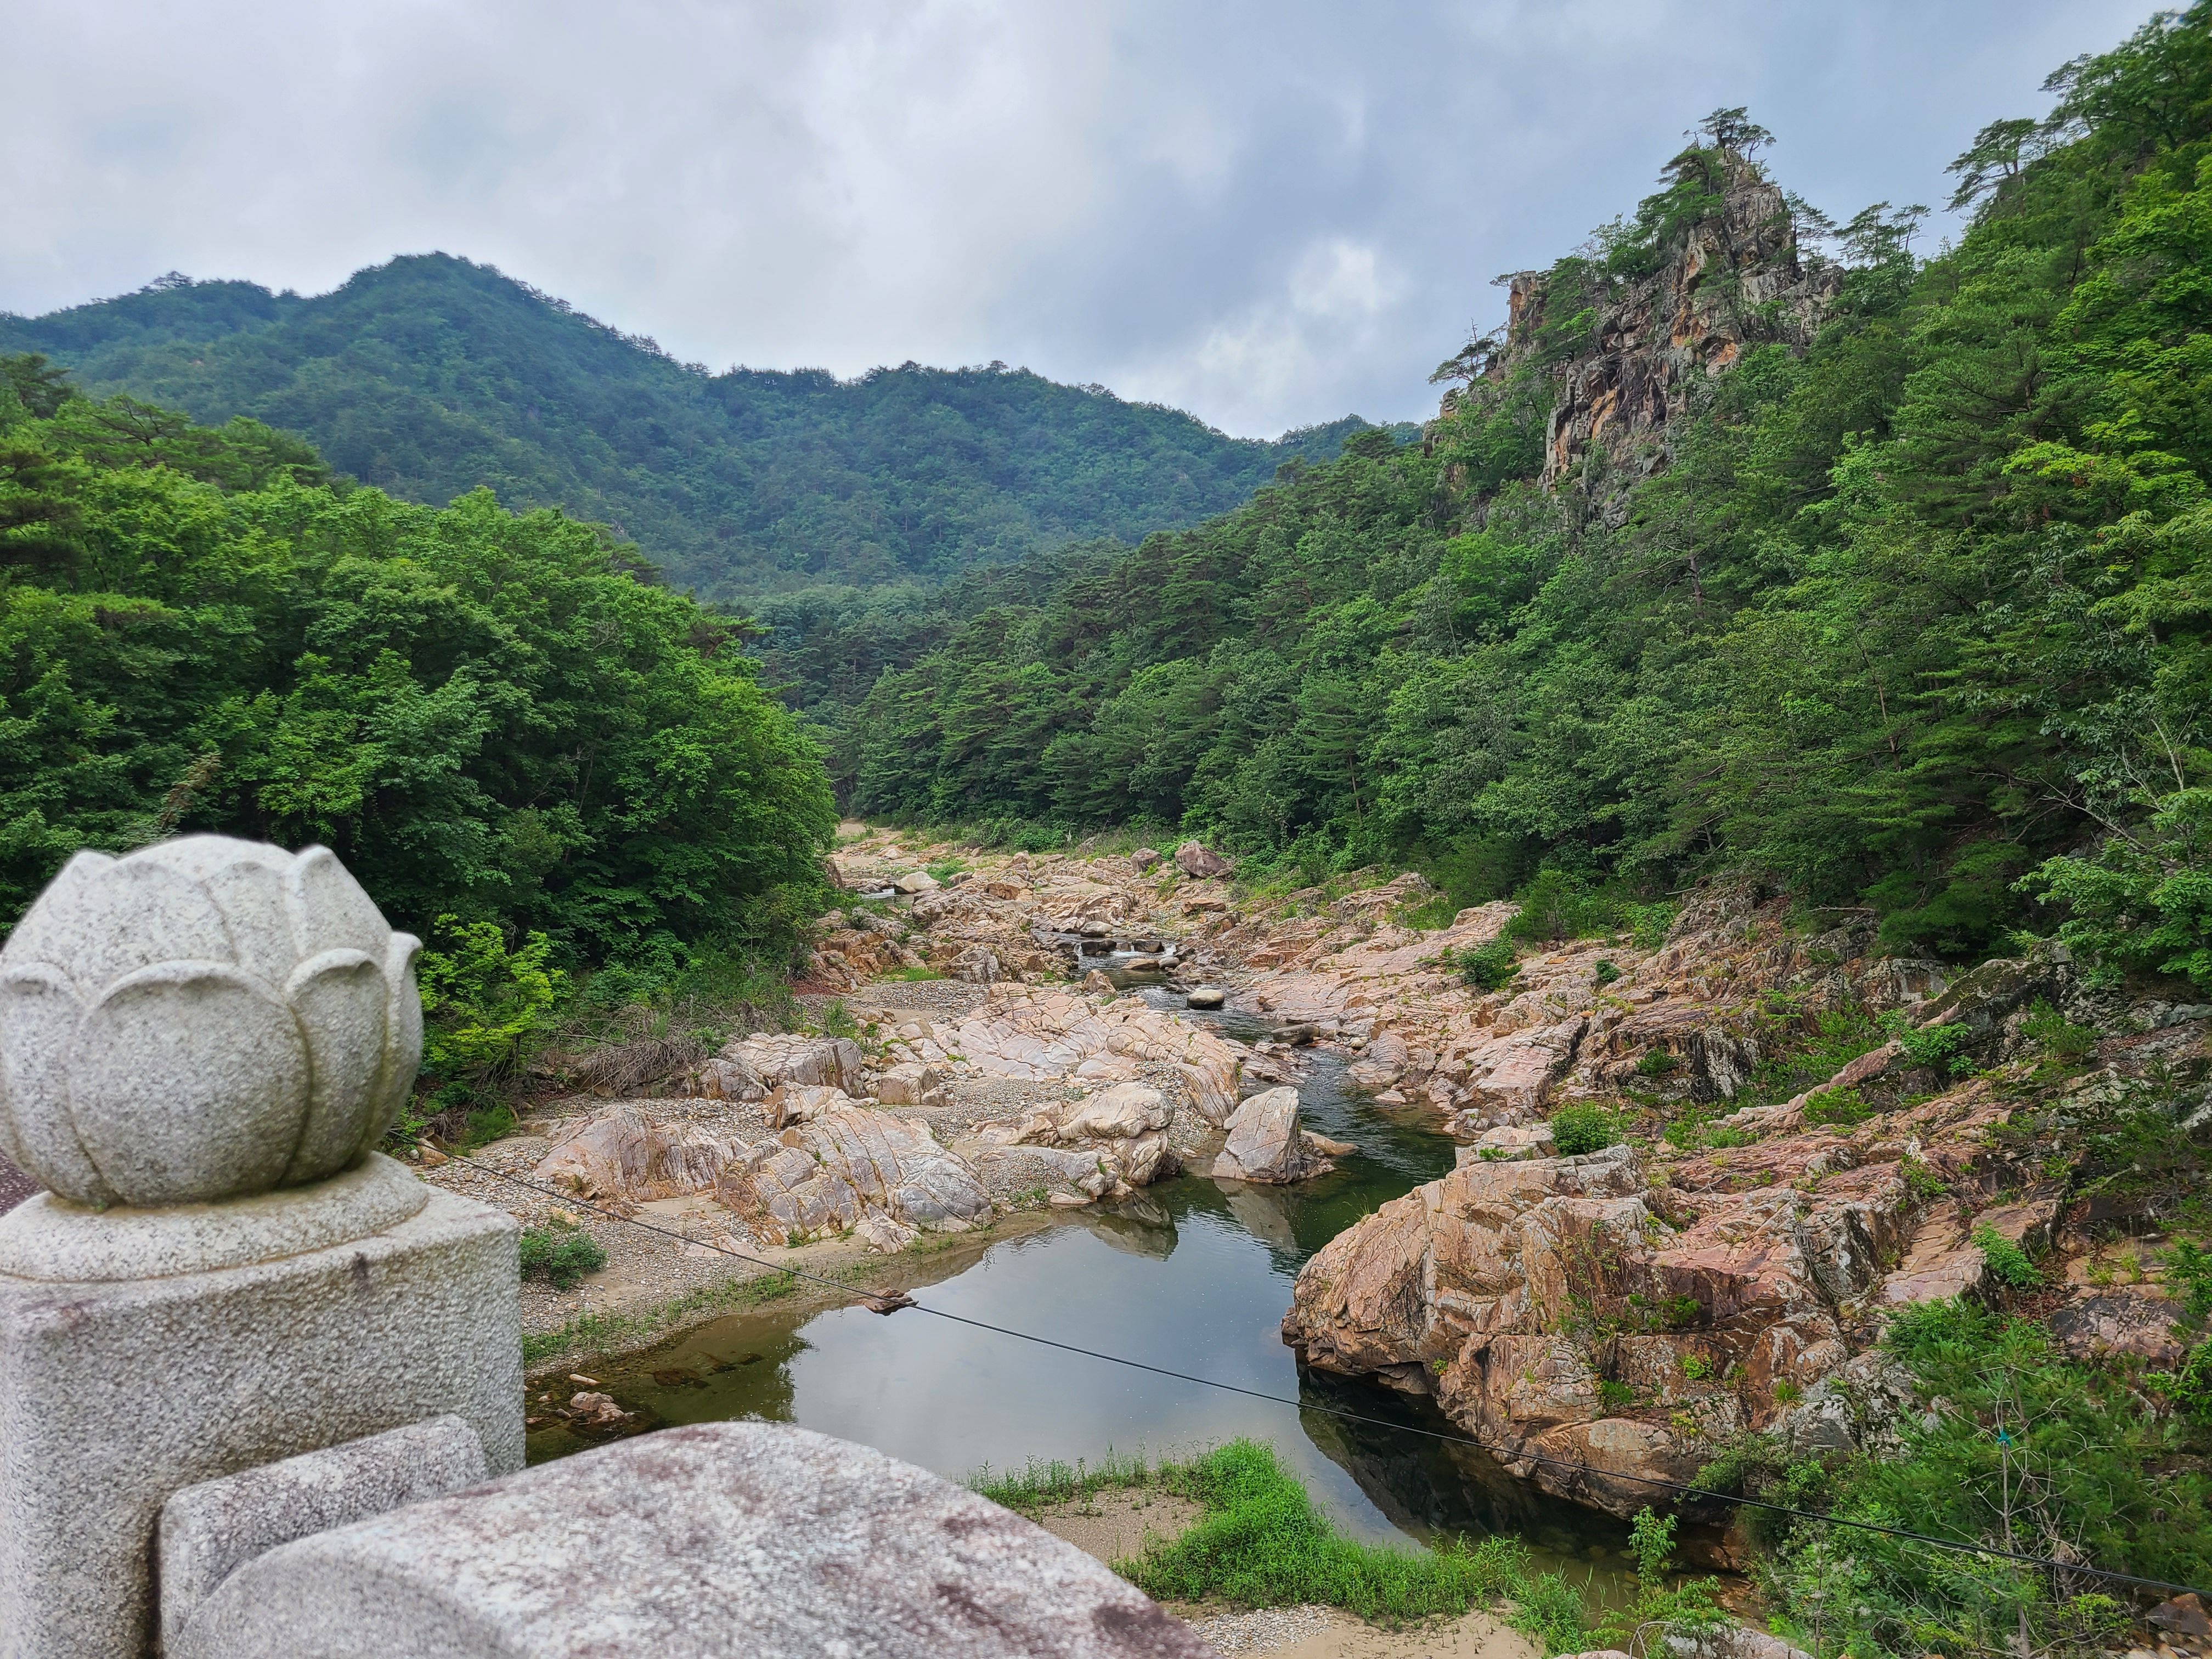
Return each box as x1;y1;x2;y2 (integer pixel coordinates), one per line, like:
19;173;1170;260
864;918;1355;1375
174;1421;1211;1659
0;1184;522;1659
158;1414;489;1650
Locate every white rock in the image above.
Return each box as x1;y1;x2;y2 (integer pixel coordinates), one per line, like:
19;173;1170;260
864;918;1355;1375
1186;987;1226;1009
854;1213;918;1254
891;870;939;894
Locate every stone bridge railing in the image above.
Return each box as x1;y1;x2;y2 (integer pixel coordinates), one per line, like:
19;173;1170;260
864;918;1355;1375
0;836;1206;1659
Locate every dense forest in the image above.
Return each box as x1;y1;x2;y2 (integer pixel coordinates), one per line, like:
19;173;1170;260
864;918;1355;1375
0;363;836;980
766;5;2212;991
0;258;1401;600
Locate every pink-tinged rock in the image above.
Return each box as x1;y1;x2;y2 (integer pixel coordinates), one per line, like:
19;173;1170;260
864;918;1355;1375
2049;1289;2186;1365
1880;1203;1984;1305
1173;840;1233;878
1211;1087;1326;1184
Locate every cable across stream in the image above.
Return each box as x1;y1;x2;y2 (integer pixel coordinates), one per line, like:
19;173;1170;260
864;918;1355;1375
454;1153;2210;1601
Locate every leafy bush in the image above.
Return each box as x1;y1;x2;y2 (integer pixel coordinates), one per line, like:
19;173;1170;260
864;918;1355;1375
518;1222;607;1290
1970;1222;2040;1289
1802;1086;1872;1127
1881;1014;1973;1075
1594;959;1621;984
1506;868;1627;944
419;918;567;1089
1635;1049;1679;1077
1549;1102;1623;1156
1455;935;1521;991
1627;903;1677;950
2021;1001;2098;1063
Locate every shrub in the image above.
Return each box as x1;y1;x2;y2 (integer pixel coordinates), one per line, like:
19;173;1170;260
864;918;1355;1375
2022;1000;2098;1063
418;917;568;1092
1627;902;1676;950
1971;1222;2040;1288
1880;1012;1973;1075
1508;868;1617;943
518;1222;607;1289
1594;959;1621;984
1550;1102;1623;1156
1802;1086;1871;1127
1755;1301;2212;1659
1635;1048;1679;1077
1456;935;1521;991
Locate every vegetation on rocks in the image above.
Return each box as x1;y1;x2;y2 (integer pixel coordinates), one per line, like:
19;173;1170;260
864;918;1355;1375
1713;1301;2212;1659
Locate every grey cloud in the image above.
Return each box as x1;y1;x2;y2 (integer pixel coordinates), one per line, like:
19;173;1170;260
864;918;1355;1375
0;0;2163;436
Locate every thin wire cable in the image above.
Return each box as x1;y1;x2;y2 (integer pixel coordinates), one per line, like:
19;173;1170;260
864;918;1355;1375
455;1154;2209;1600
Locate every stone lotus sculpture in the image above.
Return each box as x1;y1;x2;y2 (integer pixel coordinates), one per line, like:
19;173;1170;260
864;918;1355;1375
0;836;422;1207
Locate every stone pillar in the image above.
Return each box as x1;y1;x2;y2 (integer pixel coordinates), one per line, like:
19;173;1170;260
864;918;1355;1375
0;837;523;1659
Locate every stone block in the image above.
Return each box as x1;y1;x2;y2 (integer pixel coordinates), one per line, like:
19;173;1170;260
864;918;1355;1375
0;1176;521;1659
175;1420;1210;1659
158;1414;490;1650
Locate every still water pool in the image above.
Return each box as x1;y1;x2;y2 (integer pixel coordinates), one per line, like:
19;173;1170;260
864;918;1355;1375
530;990;1631;1570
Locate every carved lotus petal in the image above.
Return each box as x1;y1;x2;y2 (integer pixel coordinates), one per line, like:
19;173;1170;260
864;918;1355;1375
0;836;422;1207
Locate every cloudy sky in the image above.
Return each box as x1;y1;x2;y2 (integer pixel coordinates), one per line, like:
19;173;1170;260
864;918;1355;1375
2;0;2162;438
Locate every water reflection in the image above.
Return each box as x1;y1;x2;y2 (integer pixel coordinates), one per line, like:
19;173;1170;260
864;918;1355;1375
530;989;1629;1572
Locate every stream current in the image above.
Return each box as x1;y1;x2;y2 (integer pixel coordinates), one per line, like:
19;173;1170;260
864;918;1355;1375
530;970;1632;1570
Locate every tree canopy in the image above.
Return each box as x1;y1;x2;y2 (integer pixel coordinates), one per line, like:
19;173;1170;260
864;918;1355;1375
0;374;837;967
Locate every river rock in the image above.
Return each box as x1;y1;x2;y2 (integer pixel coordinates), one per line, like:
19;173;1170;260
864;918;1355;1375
892;870;939;894
1174;840;1232;878
1211;1087;1329;1183
854;1213;918;1254
1058;1083;1170;1140
1129;847;1163;872
699;1034;864;1102
948;945;1000;984
876;1062;949;1110
765;1084;857;1130
1186;987;1226;1009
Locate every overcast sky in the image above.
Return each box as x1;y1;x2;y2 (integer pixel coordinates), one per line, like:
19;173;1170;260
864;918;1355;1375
2;0;2163;438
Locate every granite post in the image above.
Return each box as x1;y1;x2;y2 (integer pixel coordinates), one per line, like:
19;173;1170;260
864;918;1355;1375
0;837;523;1659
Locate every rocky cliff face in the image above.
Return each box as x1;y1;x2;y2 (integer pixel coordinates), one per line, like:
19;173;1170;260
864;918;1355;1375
1475;149;1840;495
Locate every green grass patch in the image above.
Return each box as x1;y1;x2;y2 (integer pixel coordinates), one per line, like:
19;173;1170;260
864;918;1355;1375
879;965;946;981
518;1220;606;1289
521;1267;812;1367
978;1440;1593;1647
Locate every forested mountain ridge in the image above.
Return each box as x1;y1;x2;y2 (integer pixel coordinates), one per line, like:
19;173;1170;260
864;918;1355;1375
0;255;1400;599
804;5;2212;992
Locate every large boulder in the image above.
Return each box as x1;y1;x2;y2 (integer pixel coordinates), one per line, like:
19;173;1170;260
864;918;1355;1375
699;1035;864;1103
537;1104;992;1244
1173;840;1232;879
876;1062;949;1110
1210;1087;1330;1184
1278;1083;2007;1520
1057;1083;1170;1141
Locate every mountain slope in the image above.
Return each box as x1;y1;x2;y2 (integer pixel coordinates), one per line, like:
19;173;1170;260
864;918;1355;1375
0;256;1395;599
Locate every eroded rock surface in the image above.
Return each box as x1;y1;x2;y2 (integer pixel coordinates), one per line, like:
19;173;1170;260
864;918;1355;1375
537;1103;992;1245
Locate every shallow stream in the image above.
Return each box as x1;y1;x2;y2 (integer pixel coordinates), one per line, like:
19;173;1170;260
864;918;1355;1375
531;975;1634;1576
